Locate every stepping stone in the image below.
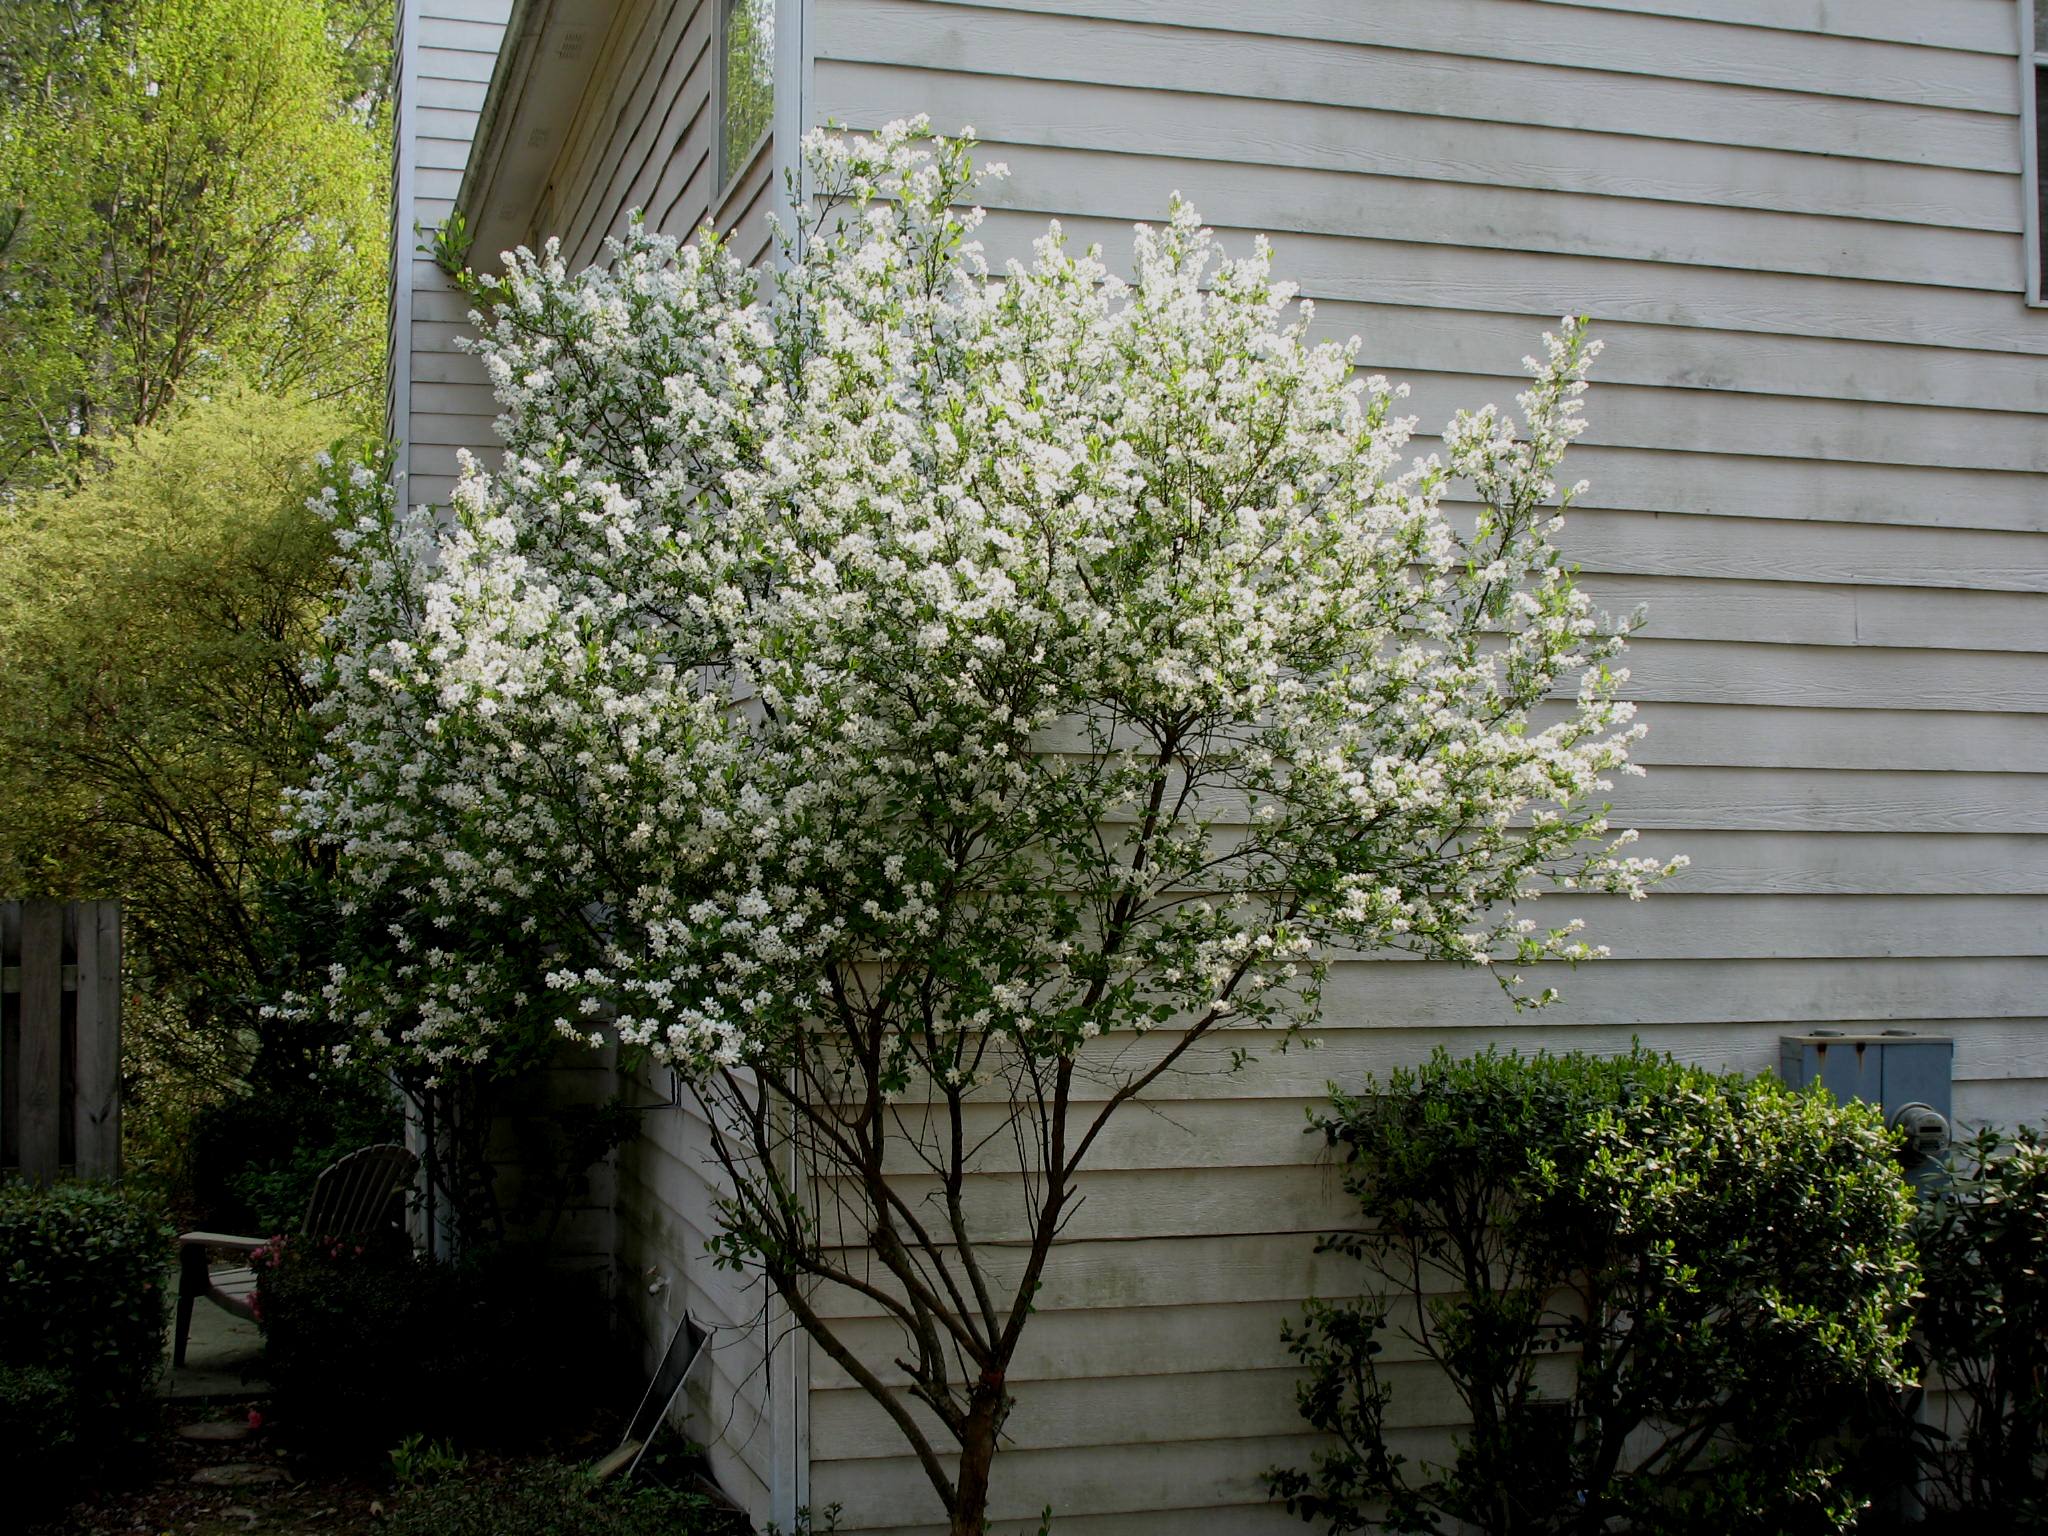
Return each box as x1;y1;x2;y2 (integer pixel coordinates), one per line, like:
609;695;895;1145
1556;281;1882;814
177;1420;253;1442
190;1462;288;1487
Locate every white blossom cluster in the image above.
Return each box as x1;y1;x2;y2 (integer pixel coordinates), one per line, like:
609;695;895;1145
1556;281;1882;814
294;119;1683;1082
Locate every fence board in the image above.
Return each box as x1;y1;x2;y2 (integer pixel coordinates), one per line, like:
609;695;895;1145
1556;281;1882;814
18;901;62;1182
74;903;120;1177
1;899;121;1179
1;901;15;1169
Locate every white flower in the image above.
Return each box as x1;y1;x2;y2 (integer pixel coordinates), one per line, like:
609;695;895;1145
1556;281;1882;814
296;121;1670;1079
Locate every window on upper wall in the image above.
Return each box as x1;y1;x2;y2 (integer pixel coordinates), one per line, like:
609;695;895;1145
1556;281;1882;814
719;0;775;191
2029;1;2048;302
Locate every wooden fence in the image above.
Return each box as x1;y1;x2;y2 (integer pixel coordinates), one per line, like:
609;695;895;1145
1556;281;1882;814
1;900;121;1181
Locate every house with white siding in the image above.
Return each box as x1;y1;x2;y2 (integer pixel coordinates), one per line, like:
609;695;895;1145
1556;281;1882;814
386;2;2048;1529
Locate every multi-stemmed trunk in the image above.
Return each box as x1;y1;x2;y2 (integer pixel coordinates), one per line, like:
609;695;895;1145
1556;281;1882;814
948;1373;1010;1536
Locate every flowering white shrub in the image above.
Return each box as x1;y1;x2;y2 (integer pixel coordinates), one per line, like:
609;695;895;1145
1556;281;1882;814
299;120;1680;1532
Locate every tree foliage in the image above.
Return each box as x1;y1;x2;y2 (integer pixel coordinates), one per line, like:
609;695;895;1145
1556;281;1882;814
300;121;1682;1534
0;0;389;490
1269;1049;1920;1536
0;388;352;1082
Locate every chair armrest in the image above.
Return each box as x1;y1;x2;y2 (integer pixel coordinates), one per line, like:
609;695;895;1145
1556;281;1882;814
177;1231;267;1253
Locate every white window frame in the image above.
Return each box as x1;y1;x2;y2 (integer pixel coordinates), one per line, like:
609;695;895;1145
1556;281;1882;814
2025;0;2046;305
715;0;776;205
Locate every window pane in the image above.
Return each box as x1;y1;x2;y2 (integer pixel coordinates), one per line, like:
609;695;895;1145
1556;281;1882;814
721;0;774;186
2037;3;2048;54
2039;66;2048;294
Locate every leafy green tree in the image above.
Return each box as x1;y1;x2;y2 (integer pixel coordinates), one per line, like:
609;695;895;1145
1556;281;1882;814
0;388;352;1084
0;0;389;490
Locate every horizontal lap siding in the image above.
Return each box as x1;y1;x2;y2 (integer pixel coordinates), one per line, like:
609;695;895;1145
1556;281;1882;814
397;5;511;512
616;1068;789;1518
806;0;2048;1528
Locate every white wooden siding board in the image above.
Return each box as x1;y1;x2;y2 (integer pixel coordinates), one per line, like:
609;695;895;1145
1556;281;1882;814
906;0;2022;114
870;1038;2046;1176
1385;369;2048;474
1629;705;2048;770
1329;304;2048;418
408;412;500;445
409;380;502;412
1538;448;2048;534
410;320;482;352
412;75;492;110
1623;831;2047;894
1309;956;2048;1032
414;136;475;171
816;59;2021;231
809;1309;1282;1402
1554;511;2048;593
1537;0;2018;53
1954;1076;2048;1130
1580;578;2048;653
813;0;2017;172
947;141;2021;293
408;351;495;385
420;0;512;20
418;45;500;82
971;208;2048;357
1611;766;2048;835
410;287;478;323
415;15;506;52
687;1352;780;1486
415;105;487;140
1617;640;2048;714
951;1005;2044;1114
815;1364;1447;1467
403;472;459;506
415;166;464;199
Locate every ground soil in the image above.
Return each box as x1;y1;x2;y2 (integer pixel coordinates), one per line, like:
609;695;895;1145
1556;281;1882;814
30;1397;663;1536
33;1400;383;1536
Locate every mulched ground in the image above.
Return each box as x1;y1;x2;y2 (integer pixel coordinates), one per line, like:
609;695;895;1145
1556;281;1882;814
31;1397;664;1536
35;1401;384;1536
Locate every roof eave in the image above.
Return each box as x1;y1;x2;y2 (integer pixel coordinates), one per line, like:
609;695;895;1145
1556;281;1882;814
458;0;629;274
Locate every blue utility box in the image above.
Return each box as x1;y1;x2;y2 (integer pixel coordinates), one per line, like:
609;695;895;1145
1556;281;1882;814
1779;1030;1953;1162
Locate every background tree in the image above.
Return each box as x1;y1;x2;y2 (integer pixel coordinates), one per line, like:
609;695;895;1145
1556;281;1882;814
0;389;393;1214
0;0;395;1212
301;122;1683;1535
0;0;389;491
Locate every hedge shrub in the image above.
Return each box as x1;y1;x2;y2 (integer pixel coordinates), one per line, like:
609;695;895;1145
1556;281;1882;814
0;1181;169;1423
1912;1125;2048;1523
1267;1048;1919;1536
0;1362;80;1495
